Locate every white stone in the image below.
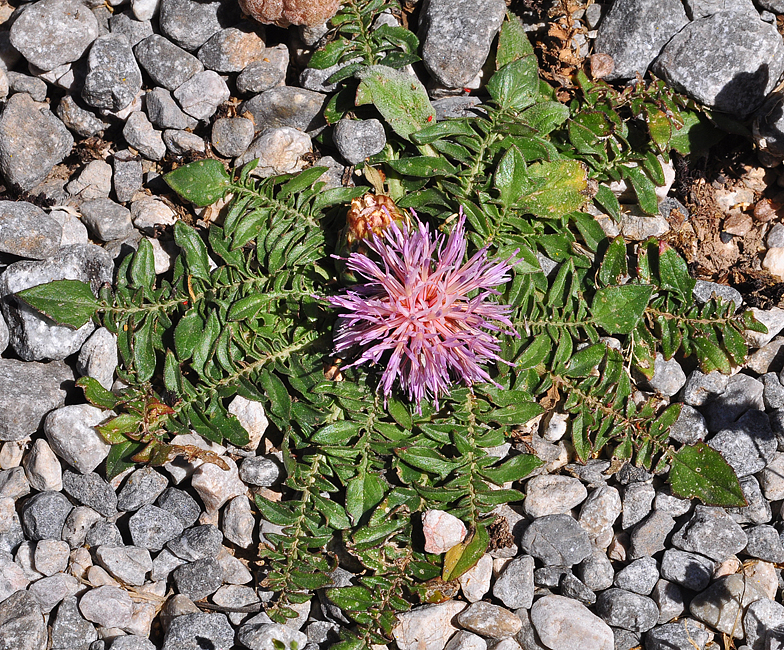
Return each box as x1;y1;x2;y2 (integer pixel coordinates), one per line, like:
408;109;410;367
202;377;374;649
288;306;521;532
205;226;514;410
27;572;79;613
50;208;89;245
763;247;784;280
67;160;112;199
149;237;174;275
579;485;621;538
393;601;467;650
79;585;134;628
14;541;43;581
217;547;253;584
744;560;779;600
0;551;29;601
422;509;466;554
68;546;92;580
745;307;784;349
237;127;312;178
34;538;70;576
222;495;254;548
530;595;613;650
458;554;492;603
227;395;268;451
132;0;160;21
760;453;784;501
76;327;118;390
543;412;569;442
191;455;246;513
44;404;112;474
130;197;176;232
523;475;588;519
443;631;486;650
126;601;158;637
0;440;25;468
23;438;62;491
163;432;226;484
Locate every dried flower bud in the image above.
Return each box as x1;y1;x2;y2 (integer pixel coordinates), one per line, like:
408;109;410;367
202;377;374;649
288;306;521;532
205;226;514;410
238;0;340;28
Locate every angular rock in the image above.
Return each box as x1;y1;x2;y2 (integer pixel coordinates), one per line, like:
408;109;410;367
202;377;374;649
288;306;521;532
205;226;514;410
191;456;245;512
707;413;775;477
689;574;766;637
197;25;265;73
613;556;659;595
10;0;99;71
45;404;111;474
595;588;658;633
523;475;588;519
80;199;134;242
671;505;747;561
703;373;764;431
235;126;312;177
157;487;201;528
457;602;522;639
51;595;98;650
238;620;308;650
652;12;784;117
82;34;142;111
222;495;254;548
0;590;47;650
76;327;117;390
21;490;72;540
61;506;102;549
57;95;109;138
0;93;73;191
520;514;592;566
62;470;117;517
641;353;687;396
458;554;492;603
644;620;712;650
163;129;206;156
167;524;222;561
240;86;326;133
109;11;154;46
162;612;234;650
158;0;237;52
211;116;255;158
129;504;184;551
529;595;613;650
117;466;168;512
492;555;534;610
236;44;289;94
0;201;61;260
418;0;505;88
423;509;466;553
577;547;615;592
95;545;152;585
333;118;387;165
172;557;224;600
123;111;166;161
145;87;197;131
621;482;655;530
27;572;79;613
133;35;203;91
660;549;714;592
0;244;112;361
628;511;675;560
172;70;230;121
79;586;133;629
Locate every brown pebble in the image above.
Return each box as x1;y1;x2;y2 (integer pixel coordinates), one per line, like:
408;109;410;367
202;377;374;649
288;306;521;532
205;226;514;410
589;53;614;80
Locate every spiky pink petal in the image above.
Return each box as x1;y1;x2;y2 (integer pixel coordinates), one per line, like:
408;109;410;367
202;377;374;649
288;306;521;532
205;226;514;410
328;212;517;411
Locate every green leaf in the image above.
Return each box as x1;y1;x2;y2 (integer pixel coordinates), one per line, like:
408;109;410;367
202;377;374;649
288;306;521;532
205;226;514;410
591;284;653;334
311;493;351;530
260;370;291;421
668;443;746;507
355;65;435;141
487;55;539;112
496;15;533;68
227;295;268;321
77;376;118;410
442;523;489;582
105;440;144;480
565;343;606;377
129;238;156;291
310;420;361;444
396;446;458;479
386;157;457;177
479;453;543;485
97;413;142;443
164;159;230;207
692;335;731;374
345;473;386;524
387;397;412;430
255;495;297;526
309;39;352;69
594;183;620;220
658;243;696;298
410;119;477;145
478;402;544;426
174;311;204;361
598;236;627;286
520;101;570;135
133;316;156;382
623;165;659;216
495;146;527;209
15;279;99;329
518;160;587;218
174;221;211;281
645;106;673;152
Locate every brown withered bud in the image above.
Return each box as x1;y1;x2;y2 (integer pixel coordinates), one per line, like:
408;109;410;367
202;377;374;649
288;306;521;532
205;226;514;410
238;0;341;27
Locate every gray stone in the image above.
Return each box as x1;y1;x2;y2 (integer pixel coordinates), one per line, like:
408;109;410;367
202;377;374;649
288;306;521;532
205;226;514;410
653;491;692;518
660;549;714;591
123;111;165;161
744;525;784;563
0;497;25;555
7;72;48;103
0;467;31;499
764;373;784;410
617;463;653;485
613;556;659;595
744;598;784;650
61;506;102;548
157;487;201;528
534;565;570;588
86;518;123;547
95;545;152;585
236;44;289;94
33;539;69;576
151;548;187;582
77;327;117;390
117;467;168;511
62;470;117;517
0;551;29;601
594;0;688;80
172;70;230;121
235;126;312;177
82;34;142;111
689;574;766;637
577;547;615;591
163;129;206;156
299;58;360;94
760;452;784;500
492;556;534;609
45;404;112;474
560;573;596;606
51;595;97;650
108;11;153;47
432;97;484;121
520;514;592;566
240;87;327;134
644;619;712;650
222;495;254;548
651;579;684;625
172;557;224;600
56;95;109;138
612;628;640;650
80;199;133;241
629;511;676;560
671;506;747;561
197;25;265;73
693;279;743;310
704;374;764;431
0;590;47;650
651;12;784;117
49;209;88;247
113;150;143;203
0;93;73;191
681;369;728;407
708;412;776;477
0;201;61;260
418;0;506;88
659;196;690;221
10;0;99;71
0;360;71;441
524;475;588;519
79;586;133;629
595;589;658;633
158;0;237;52
238;620;308;650
729;475;772;525
110;636;156;650
67;160;112;200
666;405;708;446
622;482;655;530
27;572;79;613
211;117;255;158
162;612;234;650
21;490;72;540
333;118;387;165
457;601;522;639
133;35;203;91
529;595;614;650
167;524;222;560
145;88;197;131
642;353;687;396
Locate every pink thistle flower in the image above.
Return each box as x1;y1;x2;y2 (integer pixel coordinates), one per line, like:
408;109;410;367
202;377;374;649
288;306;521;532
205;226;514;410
328;210;518;411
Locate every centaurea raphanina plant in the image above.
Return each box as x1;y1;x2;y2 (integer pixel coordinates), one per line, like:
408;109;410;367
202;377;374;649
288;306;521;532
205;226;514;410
328;208;519;412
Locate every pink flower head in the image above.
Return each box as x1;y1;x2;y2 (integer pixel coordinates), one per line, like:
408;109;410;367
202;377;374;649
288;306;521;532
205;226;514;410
328;209;518;412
